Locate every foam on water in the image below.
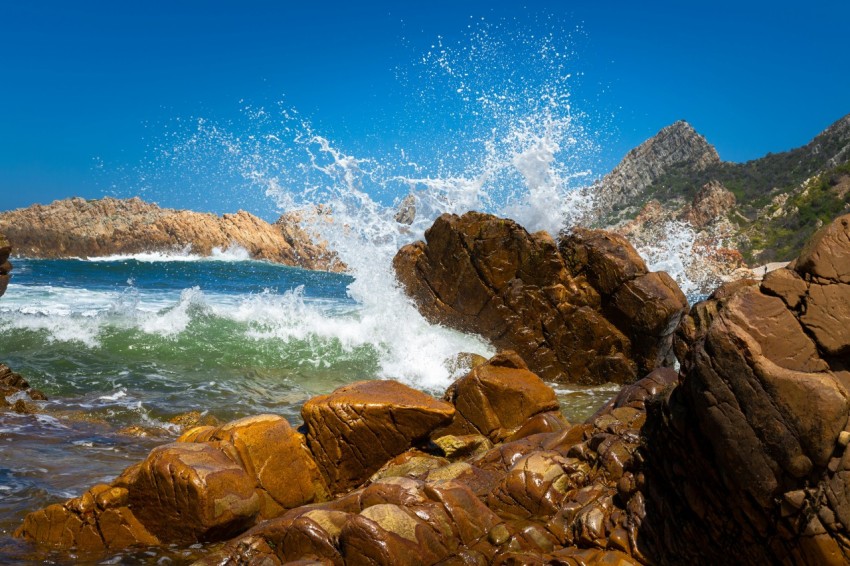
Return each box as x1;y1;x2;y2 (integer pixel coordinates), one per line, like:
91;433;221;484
83;243;252;263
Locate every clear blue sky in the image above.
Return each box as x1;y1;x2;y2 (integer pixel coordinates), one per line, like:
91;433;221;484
1;0;848;217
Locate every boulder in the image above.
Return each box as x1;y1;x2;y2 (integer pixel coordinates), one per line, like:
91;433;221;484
393;212;688;385
0;363;47;406
301;380;455;493
435;351;561;442
179;414;329;518
116;442;261;543
15;484;160;552
635;213;850;564
16;414;328;551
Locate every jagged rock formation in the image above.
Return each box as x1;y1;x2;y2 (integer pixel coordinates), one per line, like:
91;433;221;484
591;120;720;220
638;213;850;564
393;211;688;385
0;197;342;271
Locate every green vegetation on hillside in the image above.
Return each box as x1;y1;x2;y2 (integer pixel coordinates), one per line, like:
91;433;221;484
744;161;850;263
632;118;849;263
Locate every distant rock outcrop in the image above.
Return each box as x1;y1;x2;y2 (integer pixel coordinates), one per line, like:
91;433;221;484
0;197;342;271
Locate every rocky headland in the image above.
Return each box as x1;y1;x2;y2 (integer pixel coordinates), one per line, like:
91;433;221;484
589;113;850;288
0;196;342;271
12;211;850;565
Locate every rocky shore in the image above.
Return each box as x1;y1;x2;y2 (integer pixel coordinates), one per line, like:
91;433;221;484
0;196;342;271
393;212;688;386
10;212;850;564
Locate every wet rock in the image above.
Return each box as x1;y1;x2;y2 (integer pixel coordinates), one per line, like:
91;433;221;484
302;380;455;493
17;414;328;551
0;364;47;407
393;212;687;384
181;414;330;518
636;213;850;564
433;434;494;460
169;410;221;430
116;442;261;543
116;425;171;438
15;484;160;551
436;351;561;442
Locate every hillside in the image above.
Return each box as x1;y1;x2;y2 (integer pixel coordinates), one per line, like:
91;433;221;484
593;113;850;264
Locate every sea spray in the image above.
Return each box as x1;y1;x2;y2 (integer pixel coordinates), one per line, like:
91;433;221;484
123;20;602;390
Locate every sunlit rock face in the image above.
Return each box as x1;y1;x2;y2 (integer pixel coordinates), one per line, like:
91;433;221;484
393;211;688;385
640;213;850;564
592;120;720;218
0;196;341;271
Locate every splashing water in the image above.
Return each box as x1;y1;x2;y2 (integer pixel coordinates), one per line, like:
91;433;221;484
118;19;604;391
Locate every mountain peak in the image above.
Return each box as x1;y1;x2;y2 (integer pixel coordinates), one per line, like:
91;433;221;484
593;121;720;216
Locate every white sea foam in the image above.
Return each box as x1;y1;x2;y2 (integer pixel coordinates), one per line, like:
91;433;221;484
139;286;205;336
83;243;252;263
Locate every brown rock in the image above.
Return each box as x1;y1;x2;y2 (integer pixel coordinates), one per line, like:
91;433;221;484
680;180;736;229
15;485;160;551
635;215;850;563
559;228;648;297
437;352;560;442
301;380;455;493
796;214;850;283
0;196;341;271
184;414;329;518
486;450;573;520
0;364;47;405
610;271;688;369
393;212;687;385
0;231;10;297
117;442;260;543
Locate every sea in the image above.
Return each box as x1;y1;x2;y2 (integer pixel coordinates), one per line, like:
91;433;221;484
0;20;706;564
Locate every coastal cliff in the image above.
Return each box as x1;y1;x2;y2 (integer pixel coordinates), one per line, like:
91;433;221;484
0;197;342;272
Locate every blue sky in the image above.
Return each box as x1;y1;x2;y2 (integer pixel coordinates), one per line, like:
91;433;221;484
1;1;849;217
